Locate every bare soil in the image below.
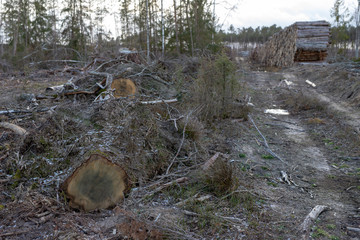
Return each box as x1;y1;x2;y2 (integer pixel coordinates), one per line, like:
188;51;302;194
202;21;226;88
0;60;359;240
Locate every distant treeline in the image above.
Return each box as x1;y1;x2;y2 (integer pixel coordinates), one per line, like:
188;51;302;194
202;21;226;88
218;23;360;52
219;24;283;44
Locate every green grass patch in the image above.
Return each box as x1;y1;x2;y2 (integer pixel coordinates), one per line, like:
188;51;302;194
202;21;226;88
262;154;274;159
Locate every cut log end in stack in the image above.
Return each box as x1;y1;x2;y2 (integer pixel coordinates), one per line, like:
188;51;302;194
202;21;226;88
252;20;330;67
294;50;328;62
294;21;330;62
252;25;298;67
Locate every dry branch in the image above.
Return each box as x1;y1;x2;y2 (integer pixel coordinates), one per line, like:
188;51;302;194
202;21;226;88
202;152;220;171
166;111;192;174
153;177;188;193
30;59;86;66
88;71;114;89
299;205;328;240
347;227;360;233
140;99;178;105
0;107;53;116
144;74;171;86
0;122;27;136
142;177;189;200
248;114;287;164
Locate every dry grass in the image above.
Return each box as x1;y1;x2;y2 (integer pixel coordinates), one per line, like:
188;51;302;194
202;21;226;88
177;116;204;141
308;118;325;124
282;92;326;113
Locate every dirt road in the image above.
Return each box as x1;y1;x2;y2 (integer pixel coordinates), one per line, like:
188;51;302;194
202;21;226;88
238;63;360;239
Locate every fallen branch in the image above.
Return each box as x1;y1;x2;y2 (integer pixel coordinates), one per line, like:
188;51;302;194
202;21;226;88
143;177;189;199
0;107;54;116
30;59;86;65
144;74;171;86
299;205;328;240
305;80;316;87
248;114;287;164
154;177;188;192
0;122;27;136
202;152;220;171
88;71;114;89
140;99;178;105
166;113;190;174
0;231;30;237
176;194;211;207
347;227;360;233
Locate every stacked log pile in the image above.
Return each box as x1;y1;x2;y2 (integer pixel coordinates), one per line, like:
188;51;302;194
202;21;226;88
294;21;330;62
252;25;297;67
252;21;330;67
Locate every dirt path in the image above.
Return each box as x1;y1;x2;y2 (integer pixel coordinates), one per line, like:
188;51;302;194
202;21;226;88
240;65;360;239
282;70;360;134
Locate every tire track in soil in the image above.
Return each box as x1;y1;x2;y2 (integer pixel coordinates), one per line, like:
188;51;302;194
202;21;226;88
242;69;360;239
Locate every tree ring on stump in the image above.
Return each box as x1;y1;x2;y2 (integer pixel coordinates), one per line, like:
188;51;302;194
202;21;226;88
111;78;136;98
62;154;129;211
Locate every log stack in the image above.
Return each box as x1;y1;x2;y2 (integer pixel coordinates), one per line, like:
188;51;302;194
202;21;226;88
252;21;330;67
294;21;330;62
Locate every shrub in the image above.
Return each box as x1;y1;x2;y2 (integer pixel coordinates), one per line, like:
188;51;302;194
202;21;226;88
203;160;237;196
191;53;241;121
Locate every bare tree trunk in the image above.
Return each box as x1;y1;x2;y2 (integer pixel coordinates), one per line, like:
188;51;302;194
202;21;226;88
173;0;180;55
13;28;18;56
146;0;150;62
356;0;360;58
186;0;194;56
0;0;3;57
151;3;156;54
212;0;215;44
161;0;165;58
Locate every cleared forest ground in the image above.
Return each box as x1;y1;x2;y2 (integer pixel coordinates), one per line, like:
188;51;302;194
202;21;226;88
0;58;359;239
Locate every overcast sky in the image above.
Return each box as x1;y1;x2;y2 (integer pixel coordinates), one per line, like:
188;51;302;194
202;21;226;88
217;0;358;30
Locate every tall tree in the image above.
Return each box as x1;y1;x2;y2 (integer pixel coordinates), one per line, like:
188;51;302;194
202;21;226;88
190;0;214;50
173;0;180;55
161;0;164;57
61;0;90;58
146;0;150;61
94;5;109;52
31;0;50;45
47;0;60;57
18;0;31;49
355;0;360;58
120;0;131;41
3;0;20;55
330;0;352;51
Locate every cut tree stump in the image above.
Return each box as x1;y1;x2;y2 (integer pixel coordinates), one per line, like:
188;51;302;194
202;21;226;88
111;78;136;98
62;154;129;211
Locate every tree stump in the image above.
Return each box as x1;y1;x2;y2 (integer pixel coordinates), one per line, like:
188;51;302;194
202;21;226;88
62;154;129;211
111;78;136;98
